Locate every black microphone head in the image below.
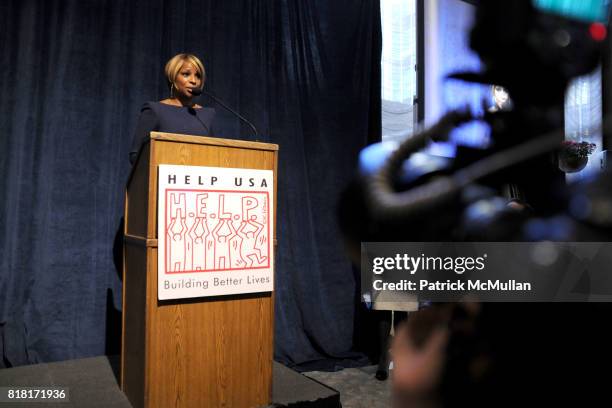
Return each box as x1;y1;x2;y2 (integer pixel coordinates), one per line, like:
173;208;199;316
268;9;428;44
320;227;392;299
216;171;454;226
190;88;203;96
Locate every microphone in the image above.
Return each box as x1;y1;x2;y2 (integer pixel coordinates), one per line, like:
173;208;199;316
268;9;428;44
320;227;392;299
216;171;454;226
192;88;259;138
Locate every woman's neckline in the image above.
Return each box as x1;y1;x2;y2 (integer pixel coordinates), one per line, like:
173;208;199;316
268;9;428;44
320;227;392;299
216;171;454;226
156;100;203;109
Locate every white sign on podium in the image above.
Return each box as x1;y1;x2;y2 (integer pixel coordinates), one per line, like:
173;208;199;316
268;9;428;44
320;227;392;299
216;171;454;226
157;165;274;300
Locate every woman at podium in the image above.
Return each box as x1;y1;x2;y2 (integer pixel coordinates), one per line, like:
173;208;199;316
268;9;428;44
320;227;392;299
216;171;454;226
129;53;216;164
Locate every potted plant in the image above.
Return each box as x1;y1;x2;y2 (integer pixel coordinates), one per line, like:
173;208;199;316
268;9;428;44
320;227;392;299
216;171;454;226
558;140;596;173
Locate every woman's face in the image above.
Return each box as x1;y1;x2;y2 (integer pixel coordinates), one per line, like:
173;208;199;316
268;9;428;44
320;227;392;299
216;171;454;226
173;62;202;98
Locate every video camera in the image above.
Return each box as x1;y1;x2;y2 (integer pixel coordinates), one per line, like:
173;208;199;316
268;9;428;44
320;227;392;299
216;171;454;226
339;0;612;248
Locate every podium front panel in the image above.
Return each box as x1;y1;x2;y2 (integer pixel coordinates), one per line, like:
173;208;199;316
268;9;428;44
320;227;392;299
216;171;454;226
122;133;277;408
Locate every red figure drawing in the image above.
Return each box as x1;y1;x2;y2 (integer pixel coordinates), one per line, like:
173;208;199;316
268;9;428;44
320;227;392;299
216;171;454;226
237;218;268;267
167;192;188;272
164;189;270;274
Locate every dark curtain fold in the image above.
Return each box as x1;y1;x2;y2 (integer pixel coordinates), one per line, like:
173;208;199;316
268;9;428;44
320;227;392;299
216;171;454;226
0;0;381;368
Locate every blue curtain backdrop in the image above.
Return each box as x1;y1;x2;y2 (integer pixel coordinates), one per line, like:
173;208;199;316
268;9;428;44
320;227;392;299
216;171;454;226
0;0;381;368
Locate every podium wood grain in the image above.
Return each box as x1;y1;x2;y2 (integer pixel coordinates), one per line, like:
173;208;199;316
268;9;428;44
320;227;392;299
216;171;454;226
122;133;277;408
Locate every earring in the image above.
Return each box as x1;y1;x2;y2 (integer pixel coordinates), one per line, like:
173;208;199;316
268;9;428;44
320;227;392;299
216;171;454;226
170;84;175;98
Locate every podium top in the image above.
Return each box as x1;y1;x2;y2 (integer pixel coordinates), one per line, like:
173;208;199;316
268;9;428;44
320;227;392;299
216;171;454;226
151;132;279;151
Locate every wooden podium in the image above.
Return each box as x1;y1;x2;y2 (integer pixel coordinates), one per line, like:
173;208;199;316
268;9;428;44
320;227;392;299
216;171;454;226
121;132;278;408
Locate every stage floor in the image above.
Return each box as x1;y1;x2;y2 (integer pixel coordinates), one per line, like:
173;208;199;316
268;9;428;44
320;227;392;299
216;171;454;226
0;356;340;408
304;366;392;408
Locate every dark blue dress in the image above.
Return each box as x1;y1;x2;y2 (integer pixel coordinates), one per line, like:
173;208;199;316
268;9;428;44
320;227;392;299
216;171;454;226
129;101;216;164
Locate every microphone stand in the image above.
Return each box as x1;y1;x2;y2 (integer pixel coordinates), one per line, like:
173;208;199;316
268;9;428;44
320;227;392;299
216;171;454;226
194;89;259;139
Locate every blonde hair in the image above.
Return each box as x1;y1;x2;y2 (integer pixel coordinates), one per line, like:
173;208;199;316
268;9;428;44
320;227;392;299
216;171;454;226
164;53;206;90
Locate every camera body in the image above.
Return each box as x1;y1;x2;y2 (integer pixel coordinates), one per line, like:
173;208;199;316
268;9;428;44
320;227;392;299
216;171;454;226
340;0;610;246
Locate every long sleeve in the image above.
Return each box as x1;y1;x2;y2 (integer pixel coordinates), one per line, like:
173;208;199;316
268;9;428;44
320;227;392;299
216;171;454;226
129;103;158;165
